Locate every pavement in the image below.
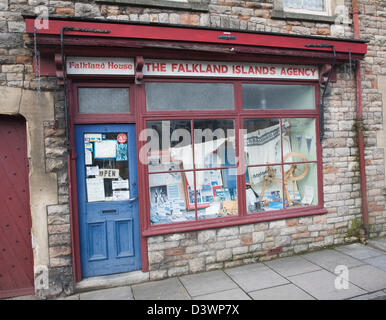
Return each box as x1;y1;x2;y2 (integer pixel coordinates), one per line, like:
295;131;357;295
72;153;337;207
7;237;386;301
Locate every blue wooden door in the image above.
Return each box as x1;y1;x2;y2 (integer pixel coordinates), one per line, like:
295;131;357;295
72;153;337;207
75;124;141;278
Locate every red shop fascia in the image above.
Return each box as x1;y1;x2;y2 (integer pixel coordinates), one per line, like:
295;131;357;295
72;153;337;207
25;15;367;281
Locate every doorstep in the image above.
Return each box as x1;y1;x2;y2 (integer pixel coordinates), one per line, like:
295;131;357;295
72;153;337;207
75;270;149;294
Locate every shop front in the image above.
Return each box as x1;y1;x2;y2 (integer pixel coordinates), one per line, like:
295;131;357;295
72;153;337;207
25;16;367;283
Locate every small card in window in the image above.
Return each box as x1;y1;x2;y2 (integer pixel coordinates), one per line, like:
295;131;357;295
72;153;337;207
84;133;102;142
86;166;99;177
113;190;131;201
116;143;128;161
112;179;129;190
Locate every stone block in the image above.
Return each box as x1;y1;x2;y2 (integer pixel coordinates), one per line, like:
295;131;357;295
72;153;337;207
252;231;265;243
217;226;239;237
188;258;205;273
197;230;216;244
216;249;232;262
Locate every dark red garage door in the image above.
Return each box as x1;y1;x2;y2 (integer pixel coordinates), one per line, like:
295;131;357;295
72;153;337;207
0;116;34;299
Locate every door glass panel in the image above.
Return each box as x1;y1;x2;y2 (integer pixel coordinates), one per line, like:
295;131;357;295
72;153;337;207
84;132;130;202
78;88;130;114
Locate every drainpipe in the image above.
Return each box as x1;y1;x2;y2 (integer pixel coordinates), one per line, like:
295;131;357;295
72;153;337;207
352;0;369;238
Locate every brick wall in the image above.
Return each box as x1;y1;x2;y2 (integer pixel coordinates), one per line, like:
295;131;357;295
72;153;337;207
0;0;385;296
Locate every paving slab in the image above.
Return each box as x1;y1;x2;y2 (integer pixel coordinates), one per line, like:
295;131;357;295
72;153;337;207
193;288;251;300
350;290;386;300
347;265;386;292
6;295;39;300
288;269;366;300
79;286;133;300
367;238;386;253
132;278;191;300
264;255;321;277
224;263;289;293
335;243;384;260
301;249;365;272
249;284;315;300
57;295;80;300
179;270;238;297
363;255;386;272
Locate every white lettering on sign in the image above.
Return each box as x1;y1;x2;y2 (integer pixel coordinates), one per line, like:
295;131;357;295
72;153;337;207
67;57;135;75
143;59;319;80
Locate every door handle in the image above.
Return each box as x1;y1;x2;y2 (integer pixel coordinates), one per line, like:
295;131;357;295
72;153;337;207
129;197;138;202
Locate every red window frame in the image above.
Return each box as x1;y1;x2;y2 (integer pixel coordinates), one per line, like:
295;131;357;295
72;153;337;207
138;77;327;236
71;80;136;125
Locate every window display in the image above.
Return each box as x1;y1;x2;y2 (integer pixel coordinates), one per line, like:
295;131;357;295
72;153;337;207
245;118;318;213
146;119;237;225
84;132;131;202
144;81;320;226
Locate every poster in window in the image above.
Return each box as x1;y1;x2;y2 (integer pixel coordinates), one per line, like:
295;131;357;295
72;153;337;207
116;143;128;161
94;140;117;159
86;177;105;202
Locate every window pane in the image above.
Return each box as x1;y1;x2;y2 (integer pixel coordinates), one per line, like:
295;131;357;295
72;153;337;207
146;120;193;172
284;0;324;11
282;118;317;163
284;162;318;208
78;88;129;114
149;172;194;225
247;165;284;212
242;84;315;110
146;82;234;111
193;119;236;169
84;132;130;203
284;0;303;9
196;169;238;220
304;0;324;11
244;119;281;166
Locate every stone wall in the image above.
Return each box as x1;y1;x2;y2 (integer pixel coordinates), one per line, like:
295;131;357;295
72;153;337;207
148;216;338;280
0;0;385;296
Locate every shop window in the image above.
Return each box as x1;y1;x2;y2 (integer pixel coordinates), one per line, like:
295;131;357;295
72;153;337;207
145;82;234;111
146;119;238;225
142;81;321;228
245;118;318;213
78;88;130;114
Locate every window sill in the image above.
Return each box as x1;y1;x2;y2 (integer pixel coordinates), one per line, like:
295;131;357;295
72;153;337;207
142;207;328;237
95;0;209;12
271;10;337;24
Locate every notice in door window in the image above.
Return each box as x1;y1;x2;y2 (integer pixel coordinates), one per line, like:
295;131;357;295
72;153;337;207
94;140;117;159
86;177;105;202
84;132;130;202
